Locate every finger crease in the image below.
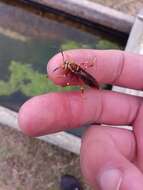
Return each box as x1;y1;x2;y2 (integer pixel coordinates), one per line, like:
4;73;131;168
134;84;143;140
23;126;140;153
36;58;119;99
132;99;143;125
111;51;125;85
95;92;104;124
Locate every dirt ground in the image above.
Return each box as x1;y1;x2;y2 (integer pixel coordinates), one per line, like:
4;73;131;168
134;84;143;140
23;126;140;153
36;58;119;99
0;125;91;190
90;0;143;16
0;0;143;190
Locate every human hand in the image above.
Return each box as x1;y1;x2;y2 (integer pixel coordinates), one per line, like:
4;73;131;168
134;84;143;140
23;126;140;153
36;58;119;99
18;50;143;190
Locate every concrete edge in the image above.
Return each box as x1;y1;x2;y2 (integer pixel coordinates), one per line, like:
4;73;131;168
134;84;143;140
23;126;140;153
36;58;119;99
0;106;81;155
24;0;135;33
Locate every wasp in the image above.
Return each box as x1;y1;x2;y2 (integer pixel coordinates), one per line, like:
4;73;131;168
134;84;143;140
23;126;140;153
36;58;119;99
53;51;99;92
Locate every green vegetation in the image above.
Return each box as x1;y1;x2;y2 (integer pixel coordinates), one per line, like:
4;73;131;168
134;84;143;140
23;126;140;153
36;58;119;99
61;39;121;51
0;61;74;97
61;40;91;50
96;39;121;49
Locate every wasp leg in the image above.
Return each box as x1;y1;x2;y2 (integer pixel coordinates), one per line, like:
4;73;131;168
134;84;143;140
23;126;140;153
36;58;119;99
64;69;70;77
87;56;96;67
79;62;93;70
80;56;96;69
80;86;85;94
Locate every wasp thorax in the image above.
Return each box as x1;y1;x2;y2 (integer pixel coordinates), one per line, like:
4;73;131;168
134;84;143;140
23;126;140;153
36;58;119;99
63;61;69;70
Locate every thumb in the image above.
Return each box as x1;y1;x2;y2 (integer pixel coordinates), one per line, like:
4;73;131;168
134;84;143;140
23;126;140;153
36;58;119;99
80;126;143;190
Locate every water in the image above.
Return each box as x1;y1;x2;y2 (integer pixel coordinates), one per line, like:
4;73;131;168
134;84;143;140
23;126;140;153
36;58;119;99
0;1;126;136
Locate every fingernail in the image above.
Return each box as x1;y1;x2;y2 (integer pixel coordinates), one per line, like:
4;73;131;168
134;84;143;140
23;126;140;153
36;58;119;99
98;169;122;190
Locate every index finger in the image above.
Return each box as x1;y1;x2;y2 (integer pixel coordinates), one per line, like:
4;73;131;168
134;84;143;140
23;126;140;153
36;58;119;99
48;49;143;90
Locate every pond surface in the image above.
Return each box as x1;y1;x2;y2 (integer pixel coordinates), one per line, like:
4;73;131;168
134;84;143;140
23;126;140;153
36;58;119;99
0;1;126;136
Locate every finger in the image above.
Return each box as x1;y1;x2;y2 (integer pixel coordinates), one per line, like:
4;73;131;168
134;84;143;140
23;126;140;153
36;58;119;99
18;89;141;136
48;49;143;90
80;126;143;190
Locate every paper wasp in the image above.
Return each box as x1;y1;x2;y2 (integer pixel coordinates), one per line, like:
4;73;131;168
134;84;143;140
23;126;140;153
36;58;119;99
53;51;99;92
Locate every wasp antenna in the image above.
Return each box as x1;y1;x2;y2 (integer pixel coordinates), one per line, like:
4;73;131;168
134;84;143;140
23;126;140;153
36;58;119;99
60;48;65;63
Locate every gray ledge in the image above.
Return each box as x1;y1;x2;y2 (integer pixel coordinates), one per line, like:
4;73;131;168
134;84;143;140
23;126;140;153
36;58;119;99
26;0;135;33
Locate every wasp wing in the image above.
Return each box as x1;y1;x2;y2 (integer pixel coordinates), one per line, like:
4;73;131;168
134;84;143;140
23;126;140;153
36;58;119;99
74;68;99;89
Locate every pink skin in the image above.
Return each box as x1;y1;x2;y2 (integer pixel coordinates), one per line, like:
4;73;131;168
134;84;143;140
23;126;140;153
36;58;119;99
18;49;143;189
